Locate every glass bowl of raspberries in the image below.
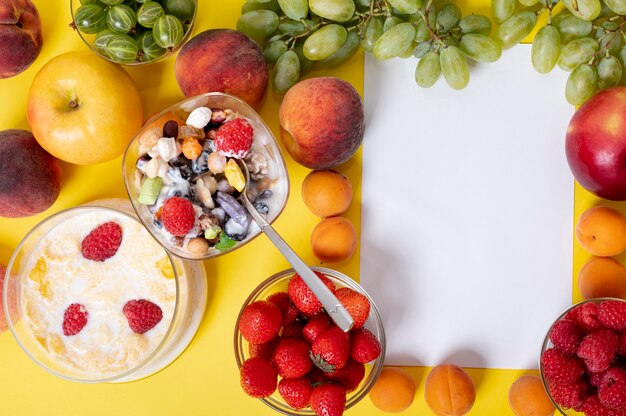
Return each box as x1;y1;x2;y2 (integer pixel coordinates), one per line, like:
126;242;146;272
233;267;386;416
540;298;626;415
122;92;289;260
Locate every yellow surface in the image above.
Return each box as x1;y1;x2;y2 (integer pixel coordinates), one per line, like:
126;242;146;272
0;0;599;415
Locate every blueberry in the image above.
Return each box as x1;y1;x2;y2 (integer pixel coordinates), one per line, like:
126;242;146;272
163;120;179;138
153;218;163;229
192;151;209;174
253;202;269;214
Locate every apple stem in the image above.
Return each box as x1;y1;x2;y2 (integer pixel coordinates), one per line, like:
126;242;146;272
69;100;78;109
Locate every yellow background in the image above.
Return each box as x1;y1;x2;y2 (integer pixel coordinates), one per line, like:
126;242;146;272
0;0;607;414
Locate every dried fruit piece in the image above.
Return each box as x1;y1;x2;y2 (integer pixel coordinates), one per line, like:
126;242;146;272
224;158;245;192
181;137;202;160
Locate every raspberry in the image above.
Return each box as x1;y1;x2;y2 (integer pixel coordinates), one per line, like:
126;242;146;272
161;197;195;237
599;368;626;410
80;222;123;262
598;301;626;331
550;319;586;355
567;303;603;332
62;303;88;336
123;299;163;334
541;347;586;384
548;378;589;410
214;118;254;159
582;395;616;416
590;369;609;387
619;331;626;357
577;330;619;373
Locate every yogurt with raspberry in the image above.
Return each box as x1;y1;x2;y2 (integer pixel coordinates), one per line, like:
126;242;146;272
20;209;176;380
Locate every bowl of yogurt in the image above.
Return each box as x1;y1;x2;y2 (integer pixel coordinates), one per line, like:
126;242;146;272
122;92;290;260
3;204;207;383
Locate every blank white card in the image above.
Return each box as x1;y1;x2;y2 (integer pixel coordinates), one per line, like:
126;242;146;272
361;45;574;369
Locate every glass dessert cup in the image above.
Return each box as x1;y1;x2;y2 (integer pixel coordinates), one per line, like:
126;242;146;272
234;267;386;415
69;0;197;66
539;298;626;415
122;92;290;261
4;204;207;383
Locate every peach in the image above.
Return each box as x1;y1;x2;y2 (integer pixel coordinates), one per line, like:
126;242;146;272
0;0;42;79
302;170;353;218
311;216;357;263
578;256;626;299
368;367;416;413
576;206;626;256
279;77;364;169
0;262;18;333
174;29;268;109
424;364;476;416
0;129;62;217
508;374;555;416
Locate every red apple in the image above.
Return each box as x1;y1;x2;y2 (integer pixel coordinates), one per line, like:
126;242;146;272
0;0;42;79
278;77;364;169
566;87;626;200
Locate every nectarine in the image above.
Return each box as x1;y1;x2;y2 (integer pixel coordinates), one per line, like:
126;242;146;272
0;0;42;79
302;170;353;218
578;256;626;299
311;216;357;263
508;374;555;416
424;364;476;416
368;367;416;413
576;206;626;257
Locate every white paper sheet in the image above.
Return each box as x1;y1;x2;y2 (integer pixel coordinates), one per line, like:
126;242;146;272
361;45;574;369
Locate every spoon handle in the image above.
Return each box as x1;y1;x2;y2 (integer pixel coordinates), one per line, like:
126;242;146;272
242;198;354;332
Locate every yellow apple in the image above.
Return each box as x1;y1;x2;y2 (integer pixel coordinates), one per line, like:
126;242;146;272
27;51;143;165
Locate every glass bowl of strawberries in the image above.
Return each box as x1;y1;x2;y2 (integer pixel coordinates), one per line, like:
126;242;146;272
233;267;386;415
539;298;626;415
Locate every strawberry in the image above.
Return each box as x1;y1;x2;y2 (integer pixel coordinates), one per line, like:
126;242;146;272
248;337;279;360
307;365;326;384
161;197;195;237
350;328;382;364
303;314;331;344
281;320;305;339
62;303;88;336
123;299;163;334
272;338;312;379
310;383;346;416
80;221;123;261
240;357;278;398
288;272;336;316
334;287;370;329
311;326;350;372
267;291;299;326
215;118;254;159
278;377;314;410
325;359;365;393
238;300;282;344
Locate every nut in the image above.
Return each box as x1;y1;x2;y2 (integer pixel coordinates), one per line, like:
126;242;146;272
195;178;215;209
187;238;209;255
208;152;226;174
200;174;218;194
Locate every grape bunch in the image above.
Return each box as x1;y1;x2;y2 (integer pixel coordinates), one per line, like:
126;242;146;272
72;0;195;64
517;0;626;106
237;0;508;92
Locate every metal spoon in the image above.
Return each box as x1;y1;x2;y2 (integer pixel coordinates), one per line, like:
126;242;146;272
235;159;354;332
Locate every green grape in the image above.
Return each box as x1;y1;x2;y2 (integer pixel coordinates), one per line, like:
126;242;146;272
164;0;196;21
442;37;458;47
318;30;360;68
415;50;440;87
531;25;560;74
361;16;383;53
105;34;139;63
414;19;429;42
597;29;623;56
603;0;626;14
492;0;516;24
303;24;347;61
384;16;405;32
153;14;183;48
80;0;97;4
293;42;313;73
277;0;308;19
373;22;415;60
137;31;166;61
242;0;281;13
100;0;124;5
273;50;300;93
106;4;136;34
558;37;598;71
137;1;164;28
495;11;537;50
458;33;502;63
565;63;597;105
459;14;492;36
597;55;622;89
94;28;116;53
74;4;107;34
264;40;288;63
399;42;416;58
436;3;461;32
237;10;279;39
518;0;541;5
440;45;469;89
552;11;592;43
309;0;355;23
278;21;307;36
562;0;601;21
355;0;371;8
413;39;432;59
387;0;419;14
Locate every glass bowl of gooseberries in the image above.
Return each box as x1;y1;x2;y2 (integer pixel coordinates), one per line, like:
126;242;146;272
70;0;196;65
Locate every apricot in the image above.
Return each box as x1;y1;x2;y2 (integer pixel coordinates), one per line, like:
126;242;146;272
368;367;416;413
508;374;555;416
302;170;353;218
578;256;626;299
576;206;626;256
311;216;357;263
424;364;476;416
